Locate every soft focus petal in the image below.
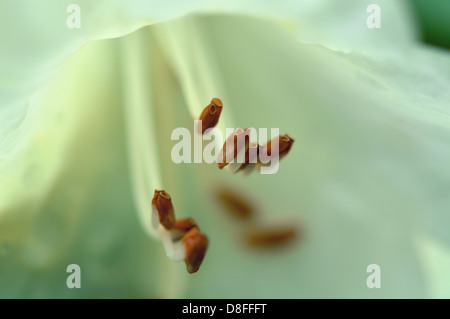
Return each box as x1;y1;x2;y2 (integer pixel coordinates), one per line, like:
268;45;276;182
0;39;168;298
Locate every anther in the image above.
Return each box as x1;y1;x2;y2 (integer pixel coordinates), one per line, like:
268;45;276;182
245;226;298;248
152;189;176;230
182;227;209;274
217;128;250;170
170;218;198;241
197;98;223;134
215;187;254;219
259;134;294;166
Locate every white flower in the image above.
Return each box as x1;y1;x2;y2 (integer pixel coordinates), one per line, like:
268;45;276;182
0;0;450;298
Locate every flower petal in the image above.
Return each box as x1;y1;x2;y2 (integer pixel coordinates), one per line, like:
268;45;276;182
0;38;169;298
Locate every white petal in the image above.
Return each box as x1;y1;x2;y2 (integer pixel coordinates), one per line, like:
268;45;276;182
0;38;167;298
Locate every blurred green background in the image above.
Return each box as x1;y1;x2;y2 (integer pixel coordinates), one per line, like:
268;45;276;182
409;0;450;49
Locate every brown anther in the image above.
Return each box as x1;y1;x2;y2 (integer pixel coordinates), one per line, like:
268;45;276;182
170;218;198;241
258;134;295;166
182;227;209;274
245;226;298;248
152;189;176;230
216;187;253;219
197;98;223;134
261;134;295;158
217;128;250;169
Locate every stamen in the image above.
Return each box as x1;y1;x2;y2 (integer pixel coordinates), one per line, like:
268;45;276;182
197;98;223;134
182;227;209;274
217;128;250;170
152;189;176;230
259;134;295;164
150;189;209;274
265;134;294;157
170;218;198;241
245;225;298;248
215;187;254;219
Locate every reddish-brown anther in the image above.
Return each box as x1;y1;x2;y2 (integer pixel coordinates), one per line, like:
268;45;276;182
170;218;198;241
217;128;250;169
182;227;209;274
216;187;253;219
245;226;298;248
261;134;295;158
197;98;223;134
152;190;176;230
